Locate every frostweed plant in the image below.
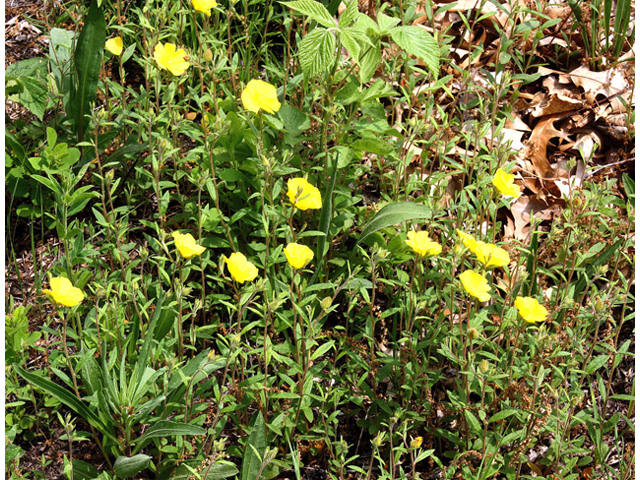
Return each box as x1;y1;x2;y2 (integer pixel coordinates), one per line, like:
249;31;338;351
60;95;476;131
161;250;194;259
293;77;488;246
105;37;123;56
241;79;281;114
172;231;206;259
286;178;322;210
405;230;442;258
42;277;85;307
515;296;549;323
491;168;521;198
459;270;491;302
224;252;259;284
154;43;190;75
191;0;217;16
283;242;314;269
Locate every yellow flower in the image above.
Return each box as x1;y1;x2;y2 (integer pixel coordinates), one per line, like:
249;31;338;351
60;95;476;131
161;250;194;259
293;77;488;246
515;296;548;323
456;229;480;254
286;178;322;211
405;231;442;258
172;231;206;259
154;43;189;76
42;277;85;307
191;0;217;16
105;37;123;56
410;436;423;449
241;79;281;114
224;252;258;283
284;242;314;269
459;270;491;302
492;168;521;198
474;242;510;268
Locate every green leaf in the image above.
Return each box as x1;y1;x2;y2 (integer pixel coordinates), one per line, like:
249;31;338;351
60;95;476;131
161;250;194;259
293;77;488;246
376;11;401;33
357;202;433;245
340;27;362;62
585;355;610;374
389;25;439;77
279;104;311;136
351;137;394;156
70;0;106;140
114;454;151;479
241;411;267;480
338;0;359;28
281;0;336;29
358;36;381;83
134;421;206;446
6;76;49;121
488;409;519;423
298;28;336;78
622;173;634;201
464;410;482;435
12;364;118;444
71;459;101;480
160;461;239;480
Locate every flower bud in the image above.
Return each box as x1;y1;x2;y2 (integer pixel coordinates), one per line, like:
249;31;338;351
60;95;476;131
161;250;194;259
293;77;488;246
468;328;480;340
594;296;605;313
372;433;384;448
320;296;332;311
203;48;213;61
479;359;489;373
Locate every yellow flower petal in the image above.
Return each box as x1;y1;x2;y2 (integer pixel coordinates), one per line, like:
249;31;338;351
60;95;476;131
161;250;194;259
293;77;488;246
405;231;442;258
459;270;491;302
474;242;510;268
224;252;259;284
154;43;189;76
284;242;314;269
172;231;206;259
456;229;480;254
286;178;322;210
105;36;123;56
492;168;521;198
191;0;217;16
241;79;281;114
515;296;548;323
42;277;85;307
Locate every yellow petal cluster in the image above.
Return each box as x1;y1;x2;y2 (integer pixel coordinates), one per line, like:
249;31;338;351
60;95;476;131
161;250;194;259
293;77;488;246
459;270;491;302
492;168;521;198
224;252;258;284
241;79;281;114
105;37;123;56
405;231;441;258
172;231;206;259
42;277;85;307
410;437;423;449
456;230;509;269
154;43;189;76
286;178;322;211
515;296;548;323
284;243;314;269
191;0;217;16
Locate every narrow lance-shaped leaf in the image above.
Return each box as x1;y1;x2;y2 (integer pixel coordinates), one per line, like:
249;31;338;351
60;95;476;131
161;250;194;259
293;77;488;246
71;0;106;141
357;202;433;245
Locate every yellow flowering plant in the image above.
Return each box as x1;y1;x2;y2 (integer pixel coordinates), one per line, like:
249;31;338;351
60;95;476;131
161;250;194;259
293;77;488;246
459;270;491;302
154;43;189;76
191;0;217;16
42;277;85;307
284;243;314;269
456;229;480;253
492;168;521;198
241;79;281;114
405;231;442;258
224;252;259;284
172;231;206;259
286;178;322;210
105;37;123;56
515;296;548;323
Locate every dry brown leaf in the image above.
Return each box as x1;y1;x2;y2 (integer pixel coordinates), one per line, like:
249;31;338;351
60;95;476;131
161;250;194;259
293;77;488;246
520;112;572;181
568;65;631;116
507;195;564;240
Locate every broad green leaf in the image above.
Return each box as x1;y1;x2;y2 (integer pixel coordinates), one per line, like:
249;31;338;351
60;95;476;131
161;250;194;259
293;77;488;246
358;36;381;83
70;0;106;140
6;57;47;78
464;410;482;435
389;26;439;77
376;11;401;33
159;461;238;480
298;28;336;78
6;76;49;121
339;0;359;28
241;411;267;480
353;12;380;34
134;420;206;446
351;137;394;156
339;27;362;63
71;459;101;480
281;0;336;29
357;202;433;245
114;454;151;479
488;409;519;423
279;104;311;136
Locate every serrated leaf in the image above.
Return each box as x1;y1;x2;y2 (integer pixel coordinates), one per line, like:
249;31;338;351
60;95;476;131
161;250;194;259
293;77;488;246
389;25;439;77
353;12;379;34
340;27;361;62
281;0;336;29
339;0;359;28
376;11;401;32
298;28;336;78
357;202;432;245
358;36;381;83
